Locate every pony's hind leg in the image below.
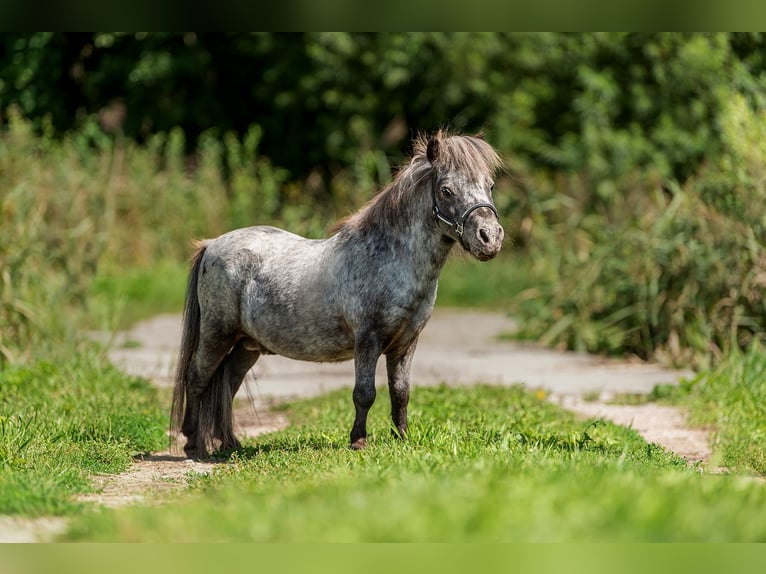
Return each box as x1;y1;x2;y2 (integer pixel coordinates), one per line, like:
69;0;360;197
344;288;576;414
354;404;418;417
212;340;261;451
181;334;237;459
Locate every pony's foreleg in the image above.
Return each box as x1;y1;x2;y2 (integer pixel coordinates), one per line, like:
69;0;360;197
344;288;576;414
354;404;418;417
386;340;417;439
350;333;382;450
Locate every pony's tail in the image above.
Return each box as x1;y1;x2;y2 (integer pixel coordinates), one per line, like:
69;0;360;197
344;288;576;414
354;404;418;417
170;241;207;450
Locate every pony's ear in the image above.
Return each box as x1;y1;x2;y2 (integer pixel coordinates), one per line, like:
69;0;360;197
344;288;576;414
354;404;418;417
474;130;486;140
426;132;441;164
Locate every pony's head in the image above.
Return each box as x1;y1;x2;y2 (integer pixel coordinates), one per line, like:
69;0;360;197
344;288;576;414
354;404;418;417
421;131;505;261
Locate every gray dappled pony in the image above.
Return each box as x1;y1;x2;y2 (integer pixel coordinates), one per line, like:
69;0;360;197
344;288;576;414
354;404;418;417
171;131;505;458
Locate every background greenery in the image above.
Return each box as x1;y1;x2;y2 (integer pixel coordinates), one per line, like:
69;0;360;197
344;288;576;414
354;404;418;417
3;32;765;367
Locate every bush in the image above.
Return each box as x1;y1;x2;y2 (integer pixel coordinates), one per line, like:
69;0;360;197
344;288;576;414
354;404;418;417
510;91;766;368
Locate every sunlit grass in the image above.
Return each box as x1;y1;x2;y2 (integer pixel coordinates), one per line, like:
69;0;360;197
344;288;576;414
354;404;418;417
436;251;532;311
682;345;766;474
62;384;766;542
0;354;167;516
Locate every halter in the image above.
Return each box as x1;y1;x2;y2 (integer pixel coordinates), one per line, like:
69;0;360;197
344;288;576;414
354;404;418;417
432;183;499;248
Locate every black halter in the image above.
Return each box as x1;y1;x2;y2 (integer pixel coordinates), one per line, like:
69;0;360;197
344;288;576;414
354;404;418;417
432;183;499;247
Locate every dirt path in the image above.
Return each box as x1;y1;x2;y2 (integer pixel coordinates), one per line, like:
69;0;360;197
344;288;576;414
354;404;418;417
77;408;289;508
554;395;711;464
4;309;706;541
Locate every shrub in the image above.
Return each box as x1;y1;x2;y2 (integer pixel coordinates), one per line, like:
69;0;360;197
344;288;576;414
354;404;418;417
510;92;766;368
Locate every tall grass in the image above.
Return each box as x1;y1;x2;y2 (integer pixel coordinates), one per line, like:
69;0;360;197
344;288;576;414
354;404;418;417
0;111;344;363
683;344;766;473
508;95;766;368
1;113;104;361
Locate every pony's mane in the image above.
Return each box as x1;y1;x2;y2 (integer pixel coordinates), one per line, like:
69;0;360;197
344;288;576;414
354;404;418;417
332;131;502;234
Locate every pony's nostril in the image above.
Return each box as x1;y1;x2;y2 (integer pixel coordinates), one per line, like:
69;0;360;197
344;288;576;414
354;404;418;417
479;228;490;244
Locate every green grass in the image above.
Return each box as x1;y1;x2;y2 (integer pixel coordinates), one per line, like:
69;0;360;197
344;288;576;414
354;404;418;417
606;384;681;406
682;345;766;474
0;353;168;516
62;384;766;542
604;344;766;474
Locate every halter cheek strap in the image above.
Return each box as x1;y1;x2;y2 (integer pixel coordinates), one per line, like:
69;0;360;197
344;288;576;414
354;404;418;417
432;185;499;246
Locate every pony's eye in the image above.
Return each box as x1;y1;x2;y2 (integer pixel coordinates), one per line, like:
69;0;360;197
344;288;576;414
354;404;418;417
441;186;453;198
489;183;495;194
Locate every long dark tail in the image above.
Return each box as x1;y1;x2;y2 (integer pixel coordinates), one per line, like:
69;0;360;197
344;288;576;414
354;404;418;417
170;241;207;446
171;240;239;456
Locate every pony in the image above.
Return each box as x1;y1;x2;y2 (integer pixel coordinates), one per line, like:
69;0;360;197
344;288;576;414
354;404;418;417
171;130;504;458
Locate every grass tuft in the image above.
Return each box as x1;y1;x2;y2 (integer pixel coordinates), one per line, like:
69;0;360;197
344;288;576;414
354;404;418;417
683;344;766;474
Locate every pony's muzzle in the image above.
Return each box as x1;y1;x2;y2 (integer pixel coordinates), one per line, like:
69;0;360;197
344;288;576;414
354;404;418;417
473;222;504;261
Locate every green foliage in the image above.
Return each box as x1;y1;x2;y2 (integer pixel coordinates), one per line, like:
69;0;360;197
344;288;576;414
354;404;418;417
4;33;765;187
62;384;766;542
511;85;766;367
0;109;110;362
0;113;294;362
5;32;766;365
0;354;167;515
683;345;766;474
0;108;370;365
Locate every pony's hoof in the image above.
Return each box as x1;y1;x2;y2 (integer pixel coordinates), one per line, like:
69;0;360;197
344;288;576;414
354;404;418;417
350;437;367;450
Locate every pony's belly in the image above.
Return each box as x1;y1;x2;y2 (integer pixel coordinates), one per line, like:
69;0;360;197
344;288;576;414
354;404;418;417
279;345;356;363
243;324;356;363
268;336;356;362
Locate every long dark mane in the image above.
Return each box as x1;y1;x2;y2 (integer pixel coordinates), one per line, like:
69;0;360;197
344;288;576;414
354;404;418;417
332;131;502;234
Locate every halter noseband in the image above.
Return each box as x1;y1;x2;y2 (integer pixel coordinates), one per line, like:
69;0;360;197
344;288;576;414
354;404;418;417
432;183;499;247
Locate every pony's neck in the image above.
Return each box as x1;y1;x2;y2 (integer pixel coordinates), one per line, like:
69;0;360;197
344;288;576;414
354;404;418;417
330;158;458;284
346;176;454;275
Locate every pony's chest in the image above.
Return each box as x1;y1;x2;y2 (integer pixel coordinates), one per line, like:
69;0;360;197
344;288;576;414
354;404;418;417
367;285;437;352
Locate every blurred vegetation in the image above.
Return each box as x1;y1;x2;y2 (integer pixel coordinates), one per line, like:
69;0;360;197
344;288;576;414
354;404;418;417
2;32;766;368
